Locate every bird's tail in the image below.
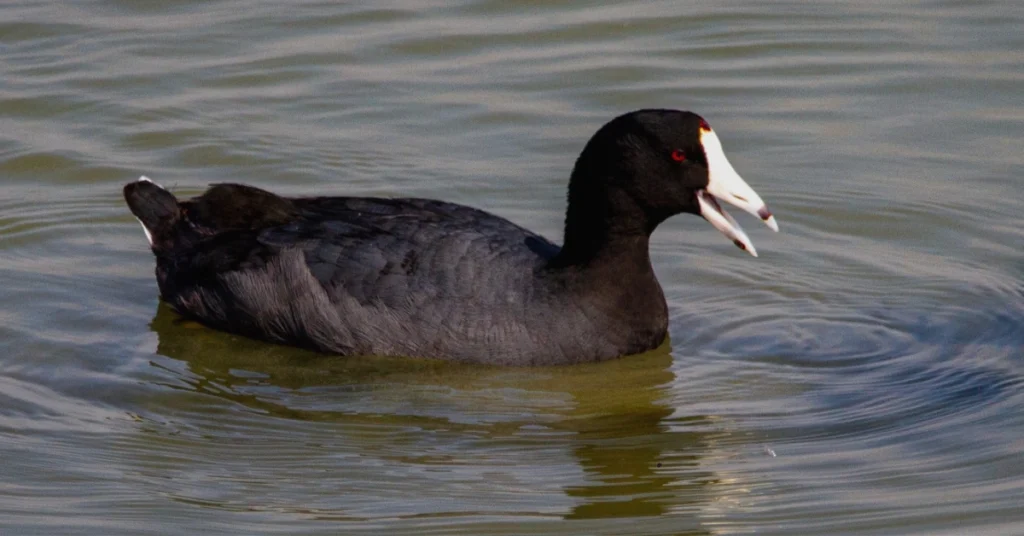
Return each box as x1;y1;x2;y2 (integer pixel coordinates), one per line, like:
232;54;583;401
123;176;181;250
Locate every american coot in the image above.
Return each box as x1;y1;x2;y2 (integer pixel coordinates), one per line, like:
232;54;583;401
125;109;778;365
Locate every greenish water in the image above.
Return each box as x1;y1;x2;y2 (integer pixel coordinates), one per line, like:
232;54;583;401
2;1;1023;534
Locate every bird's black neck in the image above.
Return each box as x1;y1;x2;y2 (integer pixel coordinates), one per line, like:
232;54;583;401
544;166;669;355
549;164;660;269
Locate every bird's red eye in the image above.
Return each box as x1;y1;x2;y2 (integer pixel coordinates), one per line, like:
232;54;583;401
671;149;686;162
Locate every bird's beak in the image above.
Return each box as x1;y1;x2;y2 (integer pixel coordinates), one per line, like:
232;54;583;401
695;127;778;257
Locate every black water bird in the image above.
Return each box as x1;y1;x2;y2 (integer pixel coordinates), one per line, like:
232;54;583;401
124;109;778;365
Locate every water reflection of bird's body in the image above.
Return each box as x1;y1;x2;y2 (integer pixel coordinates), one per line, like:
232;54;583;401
148;301;713;525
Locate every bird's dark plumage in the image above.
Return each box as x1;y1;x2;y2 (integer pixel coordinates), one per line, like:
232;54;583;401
124;109;777;365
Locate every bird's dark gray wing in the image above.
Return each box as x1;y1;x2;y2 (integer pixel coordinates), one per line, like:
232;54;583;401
260;197;560;309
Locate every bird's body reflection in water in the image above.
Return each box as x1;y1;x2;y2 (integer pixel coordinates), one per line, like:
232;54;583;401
138;303;724;533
